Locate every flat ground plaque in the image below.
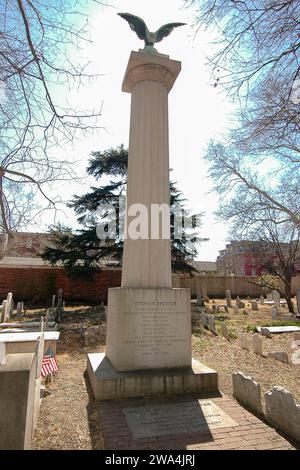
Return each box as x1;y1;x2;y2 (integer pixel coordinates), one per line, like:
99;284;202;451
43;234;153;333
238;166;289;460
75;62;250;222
123;399;238;439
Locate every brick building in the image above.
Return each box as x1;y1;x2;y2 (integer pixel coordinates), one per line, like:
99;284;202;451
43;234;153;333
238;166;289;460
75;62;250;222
0;232;51;259
216;240;300;276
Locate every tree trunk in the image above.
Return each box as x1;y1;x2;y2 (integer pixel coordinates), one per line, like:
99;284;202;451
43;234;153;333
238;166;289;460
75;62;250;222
284;281;294;313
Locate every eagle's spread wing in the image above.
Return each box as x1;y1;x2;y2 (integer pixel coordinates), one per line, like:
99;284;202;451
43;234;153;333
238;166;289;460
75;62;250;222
155;22;186;43
118;13;147;41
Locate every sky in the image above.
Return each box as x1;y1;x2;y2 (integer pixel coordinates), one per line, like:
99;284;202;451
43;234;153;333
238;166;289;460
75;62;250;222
36;0;235;261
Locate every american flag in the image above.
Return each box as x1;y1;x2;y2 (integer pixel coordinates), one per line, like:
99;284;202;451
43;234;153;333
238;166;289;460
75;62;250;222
41;346;59;378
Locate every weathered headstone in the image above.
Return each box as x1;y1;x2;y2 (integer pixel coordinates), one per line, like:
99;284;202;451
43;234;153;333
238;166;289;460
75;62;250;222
16;302;23;318
201;282;208;300
236;296;241;308
196;293;204;307
221;322;230;340
252;333;263;355
259;295;264;305
267;293;273;301
208;315;216;335
240;334;249;350
200;312;208;328
267;351;289;364
232;372;262;414
4;293;13;320
265;387;300;441
272;290;280;308
271;306;278;320
225;290;232;308
250;301;258;311
233;305;239;315
2;300;7;323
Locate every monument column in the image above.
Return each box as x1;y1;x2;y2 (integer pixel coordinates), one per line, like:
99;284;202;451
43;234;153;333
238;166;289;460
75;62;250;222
121;51;181;288
87;46;218;399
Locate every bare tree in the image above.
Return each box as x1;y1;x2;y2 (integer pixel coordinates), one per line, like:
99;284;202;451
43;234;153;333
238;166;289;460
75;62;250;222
186;0;300;100
0;0;106;238
187;1;300;229
212;178;300;312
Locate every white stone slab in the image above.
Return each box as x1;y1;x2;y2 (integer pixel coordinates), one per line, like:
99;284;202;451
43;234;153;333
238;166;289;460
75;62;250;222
0;332;60;343
123;400;238;439
257;326;300;334
264;300;286;305
0;322;56;328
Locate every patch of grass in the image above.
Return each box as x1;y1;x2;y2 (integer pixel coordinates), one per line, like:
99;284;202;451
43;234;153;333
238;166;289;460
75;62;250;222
192;336;209;354
246;319;300;332
246;324;257;333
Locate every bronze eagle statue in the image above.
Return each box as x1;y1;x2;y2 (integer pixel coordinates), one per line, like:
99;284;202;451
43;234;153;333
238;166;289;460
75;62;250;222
118;13;186;52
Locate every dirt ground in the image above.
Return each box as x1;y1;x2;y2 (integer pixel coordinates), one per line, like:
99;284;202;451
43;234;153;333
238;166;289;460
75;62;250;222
17;299;299;450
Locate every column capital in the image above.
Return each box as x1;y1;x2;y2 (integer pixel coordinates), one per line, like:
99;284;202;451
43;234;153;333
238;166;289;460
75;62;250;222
122;50;181;93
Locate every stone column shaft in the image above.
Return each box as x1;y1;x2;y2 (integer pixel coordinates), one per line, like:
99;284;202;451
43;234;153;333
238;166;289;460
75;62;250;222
121;51;181;288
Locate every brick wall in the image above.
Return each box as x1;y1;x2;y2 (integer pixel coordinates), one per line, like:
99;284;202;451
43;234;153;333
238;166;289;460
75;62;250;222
0;266;122;304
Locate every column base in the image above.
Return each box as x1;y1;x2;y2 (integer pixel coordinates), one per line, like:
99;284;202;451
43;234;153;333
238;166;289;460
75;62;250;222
87;353;219;400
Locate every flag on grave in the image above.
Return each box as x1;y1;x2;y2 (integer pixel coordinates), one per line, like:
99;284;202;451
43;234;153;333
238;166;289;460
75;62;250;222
41;346;59;378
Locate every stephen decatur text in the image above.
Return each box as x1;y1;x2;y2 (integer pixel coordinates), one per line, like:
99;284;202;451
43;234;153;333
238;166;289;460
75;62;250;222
134;301;176;306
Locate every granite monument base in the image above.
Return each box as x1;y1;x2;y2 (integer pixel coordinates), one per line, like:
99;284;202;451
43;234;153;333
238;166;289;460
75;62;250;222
87;353;219;400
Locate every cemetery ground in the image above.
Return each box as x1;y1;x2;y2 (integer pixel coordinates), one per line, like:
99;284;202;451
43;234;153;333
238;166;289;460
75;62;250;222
13;301;300;450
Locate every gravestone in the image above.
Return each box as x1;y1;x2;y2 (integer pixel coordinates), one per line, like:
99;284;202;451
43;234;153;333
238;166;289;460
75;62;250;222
265;387;300;441
0;302;4;323
2;300;7;323
225;290;232;308
239;301;245;308
208;315;216;335
16;302;22;318
260;295;264;305
4;293;13;321
233;305;239;314
232;372;262;414
236;296;241;308
196;293;204;307
250;301;258;311
240;334;249;350
87;42;218;399
272;290;280;308
267;352;289;364
201;282;208;300
200;312;208;328
271;306;278;320
252;333;263;355
222;322;230;341
267;293;273;301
